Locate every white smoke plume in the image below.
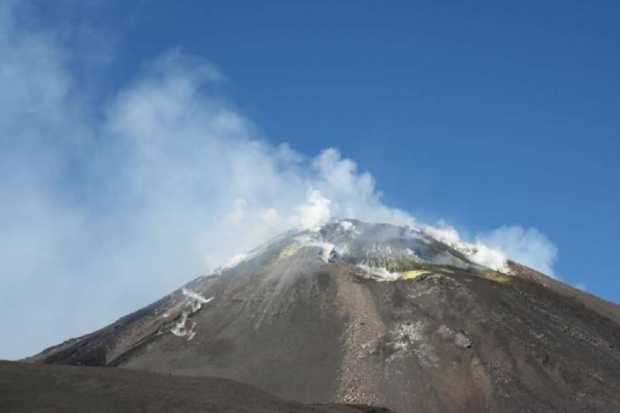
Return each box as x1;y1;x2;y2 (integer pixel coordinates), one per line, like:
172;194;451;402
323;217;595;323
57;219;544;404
478;226;558;277
425;222;558;277
0;2;557;359
423;223;511;273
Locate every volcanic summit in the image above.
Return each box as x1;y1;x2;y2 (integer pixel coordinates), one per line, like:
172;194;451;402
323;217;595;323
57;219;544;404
26;219;620;412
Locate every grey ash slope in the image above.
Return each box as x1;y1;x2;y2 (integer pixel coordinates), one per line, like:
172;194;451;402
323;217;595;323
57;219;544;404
30;219;620;413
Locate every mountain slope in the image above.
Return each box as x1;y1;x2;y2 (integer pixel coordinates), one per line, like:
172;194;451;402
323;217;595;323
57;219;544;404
0;361;390;413
29;219;620;413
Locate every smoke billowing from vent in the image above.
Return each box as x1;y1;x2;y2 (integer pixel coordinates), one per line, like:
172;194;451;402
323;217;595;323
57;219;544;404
0;3;557;359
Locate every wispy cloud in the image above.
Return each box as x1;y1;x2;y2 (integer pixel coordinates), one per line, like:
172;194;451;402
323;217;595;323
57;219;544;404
0;2;558;359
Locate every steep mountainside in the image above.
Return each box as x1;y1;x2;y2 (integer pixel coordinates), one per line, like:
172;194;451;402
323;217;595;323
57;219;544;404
29;219;620;413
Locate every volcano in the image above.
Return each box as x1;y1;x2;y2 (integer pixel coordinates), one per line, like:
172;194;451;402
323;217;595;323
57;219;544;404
27;219;620;412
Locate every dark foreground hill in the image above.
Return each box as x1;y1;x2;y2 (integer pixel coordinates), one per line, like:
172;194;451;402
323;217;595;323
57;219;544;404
27;219;620;412
0;361;391;413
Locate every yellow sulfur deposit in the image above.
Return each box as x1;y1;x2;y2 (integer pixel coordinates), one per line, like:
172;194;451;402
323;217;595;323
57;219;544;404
481;271;512;284
278;242;303;260
402;270;431;280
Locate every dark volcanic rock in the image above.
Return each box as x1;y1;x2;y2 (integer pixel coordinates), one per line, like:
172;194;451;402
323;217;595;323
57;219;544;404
0;361;386;413
28;219;620;413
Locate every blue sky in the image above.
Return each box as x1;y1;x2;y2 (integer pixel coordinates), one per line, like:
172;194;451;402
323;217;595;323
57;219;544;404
0;1;618;359
105;0;618;295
